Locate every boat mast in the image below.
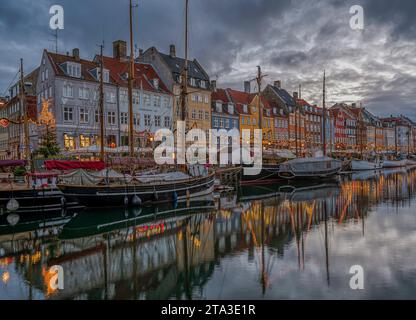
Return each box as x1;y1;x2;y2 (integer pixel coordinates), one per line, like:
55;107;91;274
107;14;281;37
180;0;189;123
128;0;136;157
257;66;263;131
99;44;105;161
322;70;327;156
20;59;32;172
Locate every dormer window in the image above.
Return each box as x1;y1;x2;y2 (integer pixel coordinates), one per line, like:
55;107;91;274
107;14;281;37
200;80;206;89
243;104;248;113
153;79;159;90
64;62;81;78
190;78;196;87
228;103;234;115
216;102;222;113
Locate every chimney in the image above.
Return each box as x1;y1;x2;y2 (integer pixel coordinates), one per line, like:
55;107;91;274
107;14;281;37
169;44;176;58
274;80;281;88
293;92;299;100
211;80;217;92
72;48;80;61
244;81;251;93
113;40;127;60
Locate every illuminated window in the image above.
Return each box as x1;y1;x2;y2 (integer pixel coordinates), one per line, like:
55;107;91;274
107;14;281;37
64;134;75;150
79;134;91;148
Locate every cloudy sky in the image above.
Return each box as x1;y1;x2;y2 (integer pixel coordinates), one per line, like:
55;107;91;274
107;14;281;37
0;0;415;118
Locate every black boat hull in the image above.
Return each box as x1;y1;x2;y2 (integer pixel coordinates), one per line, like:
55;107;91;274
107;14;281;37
58;174;216;207
0;188;81;214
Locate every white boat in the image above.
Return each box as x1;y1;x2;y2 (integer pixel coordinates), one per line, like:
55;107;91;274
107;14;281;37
278;157;342;180
383;160;407;168
351;160;383;171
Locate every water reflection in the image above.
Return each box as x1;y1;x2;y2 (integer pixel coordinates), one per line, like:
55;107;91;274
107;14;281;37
1;168;416;300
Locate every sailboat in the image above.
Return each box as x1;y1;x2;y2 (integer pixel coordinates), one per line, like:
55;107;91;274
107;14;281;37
57;0;215;207
0;60;81;214
278;71;342;180
351;158;383;171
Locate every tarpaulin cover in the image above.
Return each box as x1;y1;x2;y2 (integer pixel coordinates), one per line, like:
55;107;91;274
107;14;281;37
0;160;26;167
45;160;106;171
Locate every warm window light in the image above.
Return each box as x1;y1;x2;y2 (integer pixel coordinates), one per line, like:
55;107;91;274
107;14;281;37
2;271;10;284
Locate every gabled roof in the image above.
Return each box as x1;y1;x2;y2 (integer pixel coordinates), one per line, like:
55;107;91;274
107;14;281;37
212;88;230;104
101;56;171;94
269;85;296;108
46;50;104;83
226;89;253;115
142;46;210;82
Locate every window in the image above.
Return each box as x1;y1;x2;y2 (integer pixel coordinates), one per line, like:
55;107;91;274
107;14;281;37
63;84;73;98
133;114;139;126
190;78;196;86
154;96;161;107
192;109;196;119
49;86;52;98
154;115;161;127
79;108;89;123
79;134;91;148
163;97;170;108
205;111;210;120
243;105;248;113
198;110;203;120
79;87;89;100
198;95;203;103
107;111;116;125
132;90;139;104
143;94;150;106
120;112;128;125
67;63;81;78
95;110;99;123
45;69;49;80
64;134;75;150
191;94;197;102
252;118;256;126
144;114;151;126
121;89;128;103
219;118;224;128
106;92;116;104
200;80;206;89
214;118;219;127
164;116;171;128
63;107;73;122
204;95;209;104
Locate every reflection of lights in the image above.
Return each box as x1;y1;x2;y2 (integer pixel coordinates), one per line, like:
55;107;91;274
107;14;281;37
2;271;10;284
42;266;58;297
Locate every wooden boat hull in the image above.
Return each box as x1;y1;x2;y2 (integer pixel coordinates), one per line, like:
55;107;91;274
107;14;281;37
0;188;81;214
351;160;383;171
58;174;215;207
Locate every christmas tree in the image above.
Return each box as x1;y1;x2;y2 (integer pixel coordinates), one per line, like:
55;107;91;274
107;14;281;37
36;99;60;158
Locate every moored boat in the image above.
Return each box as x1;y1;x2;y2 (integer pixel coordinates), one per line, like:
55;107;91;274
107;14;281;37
57;166;215;207
278;157;342;180
383;160;407;168
351;159;383;171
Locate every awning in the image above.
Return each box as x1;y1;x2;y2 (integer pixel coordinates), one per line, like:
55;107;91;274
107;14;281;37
0;160;26;167
45;160;106;171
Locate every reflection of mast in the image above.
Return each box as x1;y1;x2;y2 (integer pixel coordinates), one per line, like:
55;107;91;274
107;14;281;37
324;199;330;286
261;202;266;296
182;219;192;300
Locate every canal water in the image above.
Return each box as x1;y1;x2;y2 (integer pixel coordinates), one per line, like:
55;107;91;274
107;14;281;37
1;168;416;300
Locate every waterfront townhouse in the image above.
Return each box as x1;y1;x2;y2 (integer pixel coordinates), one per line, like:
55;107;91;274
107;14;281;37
347;104;383;153
380;116;414;154
36;48;119;151
298;99;322;151
0;69;39;159
268;100;289;149
102;41;173;148
329;104;356;152
381;119;396;153
139;45;211;133
211;87;239;132
226;87;260;145
263;82;304;154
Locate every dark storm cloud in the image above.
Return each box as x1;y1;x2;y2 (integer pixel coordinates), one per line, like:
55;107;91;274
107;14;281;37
0;0;414;118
